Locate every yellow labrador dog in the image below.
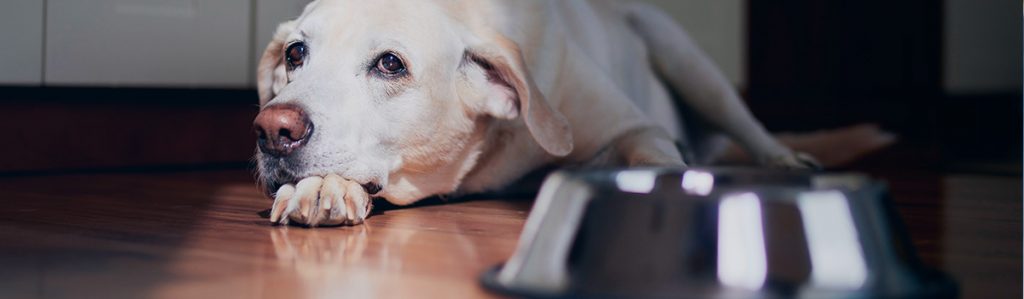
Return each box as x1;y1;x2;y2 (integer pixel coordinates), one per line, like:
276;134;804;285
253;0;817;226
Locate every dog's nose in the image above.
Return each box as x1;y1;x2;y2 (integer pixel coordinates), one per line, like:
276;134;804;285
254;104;313;157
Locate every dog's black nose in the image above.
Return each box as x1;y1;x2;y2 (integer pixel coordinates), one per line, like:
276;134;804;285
254;104;313;157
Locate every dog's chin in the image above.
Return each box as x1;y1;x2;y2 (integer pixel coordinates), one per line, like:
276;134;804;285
256;155;301;197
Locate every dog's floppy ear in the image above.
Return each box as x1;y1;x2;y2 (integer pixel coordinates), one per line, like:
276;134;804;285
257;21;296;106
464;34;574;157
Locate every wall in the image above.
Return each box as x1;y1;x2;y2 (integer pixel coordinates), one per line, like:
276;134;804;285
943;0;1022;94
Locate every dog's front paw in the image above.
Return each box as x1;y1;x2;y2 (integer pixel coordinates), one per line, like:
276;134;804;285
760;151;822;170
269;174;372;227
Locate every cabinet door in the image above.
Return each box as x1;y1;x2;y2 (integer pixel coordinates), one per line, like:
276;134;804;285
45;0;251;88
0;0;44;85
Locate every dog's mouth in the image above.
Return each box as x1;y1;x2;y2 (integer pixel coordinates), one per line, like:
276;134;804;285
256;155;384;198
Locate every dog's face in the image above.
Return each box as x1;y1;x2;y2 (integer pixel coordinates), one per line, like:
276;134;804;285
254;0;572;204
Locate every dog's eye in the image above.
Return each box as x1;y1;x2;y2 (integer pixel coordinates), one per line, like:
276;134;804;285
376;53;406;76
285;42;307;69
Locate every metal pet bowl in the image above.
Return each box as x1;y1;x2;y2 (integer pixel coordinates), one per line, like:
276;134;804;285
481;167;956;298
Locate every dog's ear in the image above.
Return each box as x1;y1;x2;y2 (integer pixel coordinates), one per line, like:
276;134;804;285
463;35;574;157
257;21;296;106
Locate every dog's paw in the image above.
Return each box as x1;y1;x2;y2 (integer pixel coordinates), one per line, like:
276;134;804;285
269;174;372;227
759;151;822;170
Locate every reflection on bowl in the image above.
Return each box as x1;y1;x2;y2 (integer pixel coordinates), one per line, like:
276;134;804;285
482;167;957;299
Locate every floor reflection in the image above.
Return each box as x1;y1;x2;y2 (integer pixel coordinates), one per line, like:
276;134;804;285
940;175;1022;298
262;206;493;298
270;226;371;270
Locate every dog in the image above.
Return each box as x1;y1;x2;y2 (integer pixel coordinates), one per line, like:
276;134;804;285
253;0;823;227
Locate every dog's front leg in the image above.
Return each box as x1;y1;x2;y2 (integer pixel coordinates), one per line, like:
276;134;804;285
269;174;372;227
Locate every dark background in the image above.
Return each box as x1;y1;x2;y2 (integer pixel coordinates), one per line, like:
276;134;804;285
746;0;1021;175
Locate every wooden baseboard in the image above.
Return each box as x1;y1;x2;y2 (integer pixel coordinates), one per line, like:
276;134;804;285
3;87;1018;175
0;87;259;174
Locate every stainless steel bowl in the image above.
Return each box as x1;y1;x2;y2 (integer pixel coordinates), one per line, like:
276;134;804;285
481;167;956;298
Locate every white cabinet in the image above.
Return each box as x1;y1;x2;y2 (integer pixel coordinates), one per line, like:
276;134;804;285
45;0;251;88
0;0;44;85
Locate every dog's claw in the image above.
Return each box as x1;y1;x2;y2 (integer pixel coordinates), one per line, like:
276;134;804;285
793;152;823;170
268;174;372;227
760;151;822;170
270;184;295;223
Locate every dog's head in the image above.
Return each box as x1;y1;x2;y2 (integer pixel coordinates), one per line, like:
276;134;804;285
254;0;572;204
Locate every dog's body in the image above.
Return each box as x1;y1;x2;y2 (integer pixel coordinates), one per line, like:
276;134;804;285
254;0;815;226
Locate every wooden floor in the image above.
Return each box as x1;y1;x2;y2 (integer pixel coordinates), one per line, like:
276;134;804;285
0;167;1019;298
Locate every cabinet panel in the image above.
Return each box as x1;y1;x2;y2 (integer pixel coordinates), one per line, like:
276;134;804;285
0;0;44;85
45;0;251;87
